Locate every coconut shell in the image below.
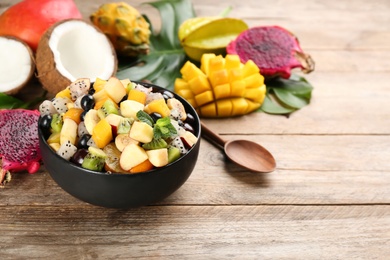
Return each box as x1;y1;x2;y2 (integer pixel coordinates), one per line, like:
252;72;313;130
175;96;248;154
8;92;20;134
36;19;118;95
0;36;35;95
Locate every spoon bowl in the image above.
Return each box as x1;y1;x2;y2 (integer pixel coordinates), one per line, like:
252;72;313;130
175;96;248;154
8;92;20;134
201;122;276;173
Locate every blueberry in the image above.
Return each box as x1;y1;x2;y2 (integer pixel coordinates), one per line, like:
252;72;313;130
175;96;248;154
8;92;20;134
78;134;91;149
81;94;95;111
39;114;52;139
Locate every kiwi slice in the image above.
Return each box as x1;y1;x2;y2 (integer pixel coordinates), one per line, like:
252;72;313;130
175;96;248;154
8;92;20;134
50;114;63;133
168;146;181;163
98;99;119;119
117;118;132;134
81;146;107;171
142;138;168;150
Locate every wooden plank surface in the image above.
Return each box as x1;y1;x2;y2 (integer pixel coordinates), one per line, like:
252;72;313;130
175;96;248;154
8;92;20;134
1;0;390;259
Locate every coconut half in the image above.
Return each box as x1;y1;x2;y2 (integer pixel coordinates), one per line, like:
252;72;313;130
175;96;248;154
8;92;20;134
0;36;35;95
36;19;117;94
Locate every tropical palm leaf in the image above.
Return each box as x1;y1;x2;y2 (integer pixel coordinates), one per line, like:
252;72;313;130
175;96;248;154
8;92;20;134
116;0;196;91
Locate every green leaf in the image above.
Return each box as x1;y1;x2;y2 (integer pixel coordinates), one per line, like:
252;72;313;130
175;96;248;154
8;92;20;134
154;117;177;139
0;93;28;109
136;110;154;127
117;0;196;91
260;93;296;114
261;74;314;115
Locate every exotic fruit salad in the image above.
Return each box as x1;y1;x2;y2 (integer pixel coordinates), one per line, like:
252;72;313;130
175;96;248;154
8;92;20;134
38;77;198;174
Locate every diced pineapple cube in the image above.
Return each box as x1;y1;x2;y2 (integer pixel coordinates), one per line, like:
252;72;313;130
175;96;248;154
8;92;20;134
104;77;127;103
129;121;154;143
120;144;148;171
146;148;169;167
120;100;145;119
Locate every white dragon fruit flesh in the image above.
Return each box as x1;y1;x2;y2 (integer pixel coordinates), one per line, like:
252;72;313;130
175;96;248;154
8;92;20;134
57;140;77;160
39;100;57;115
69;78;90;101
170;136;188;154
52;97;70;114
0;109;41;186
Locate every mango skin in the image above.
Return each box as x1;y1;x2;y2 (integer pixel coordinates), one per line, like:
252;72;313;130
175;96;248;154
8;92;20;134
174;53;266;118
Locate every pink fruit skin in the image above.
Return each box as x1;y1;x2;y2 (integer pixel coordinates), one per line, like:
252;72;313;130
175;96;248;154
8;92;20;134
0;109;41;174
0;0;82;51
227;25;314;79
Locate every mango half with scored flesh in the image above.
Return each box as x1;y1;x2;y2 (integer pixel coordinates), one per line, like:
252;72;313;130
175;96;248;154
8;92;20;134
174;53;266;117
178;17;248;61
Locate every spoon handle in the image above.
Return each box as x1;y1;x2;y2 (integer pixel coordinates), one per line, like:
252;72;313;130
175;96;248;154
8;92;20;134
200;121;226;149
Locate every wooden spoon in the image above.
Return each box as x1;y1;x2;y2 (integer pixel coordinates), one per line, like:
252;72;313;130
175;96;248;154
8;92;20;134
201;121;276;173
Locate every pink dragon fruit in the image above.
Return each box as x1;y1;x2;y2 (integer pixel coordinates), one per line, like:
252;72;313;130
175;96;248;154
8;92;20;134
0;109;41;186
226;25;315;79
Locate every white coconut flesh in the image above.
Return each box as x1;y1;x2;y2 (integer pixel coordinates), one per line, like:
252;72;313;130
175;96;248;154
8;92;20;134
49;20;116;82
0;37;33;93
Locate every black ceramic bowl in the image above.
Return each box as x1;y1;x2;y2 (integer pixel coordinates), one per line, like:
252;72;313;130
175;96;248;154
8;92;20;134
38;82;201;208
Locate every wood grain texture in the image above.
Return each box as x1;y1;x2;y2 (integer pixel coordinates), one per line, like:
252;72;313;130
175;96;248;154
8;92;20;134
1;0;390;258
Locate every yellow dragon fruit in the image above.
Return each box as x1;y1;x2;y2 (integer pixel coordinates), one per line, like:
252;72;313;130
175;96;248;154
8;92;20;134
90;2;151;57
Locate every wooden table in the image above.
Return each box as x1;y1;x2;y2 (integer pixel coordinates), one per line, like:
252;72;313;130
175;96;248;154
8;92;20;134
2;0;390;258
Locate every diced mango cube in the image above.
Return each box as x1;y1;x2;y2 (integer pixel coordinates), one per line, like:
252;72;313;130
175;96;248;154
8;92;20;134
174;78;190;91
244;73;265;88
188;75;211;95
231;98;249;116
127;89;147;105
213;83;231;99
199;103;217;117
242;60;260;77
181;61;206;81
63;107;84;124
195;90;214;106
245;85;266;102
94;78;107;92
55;88;71;99
216;99;232;117
209;69;229;87
230;80;246;97
200;53;216;75
92;119;113;148
245;100;261;114
225;54;241;70
144;99;171;117
176;89;194;100
229;68;244;82
208;55;225;74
